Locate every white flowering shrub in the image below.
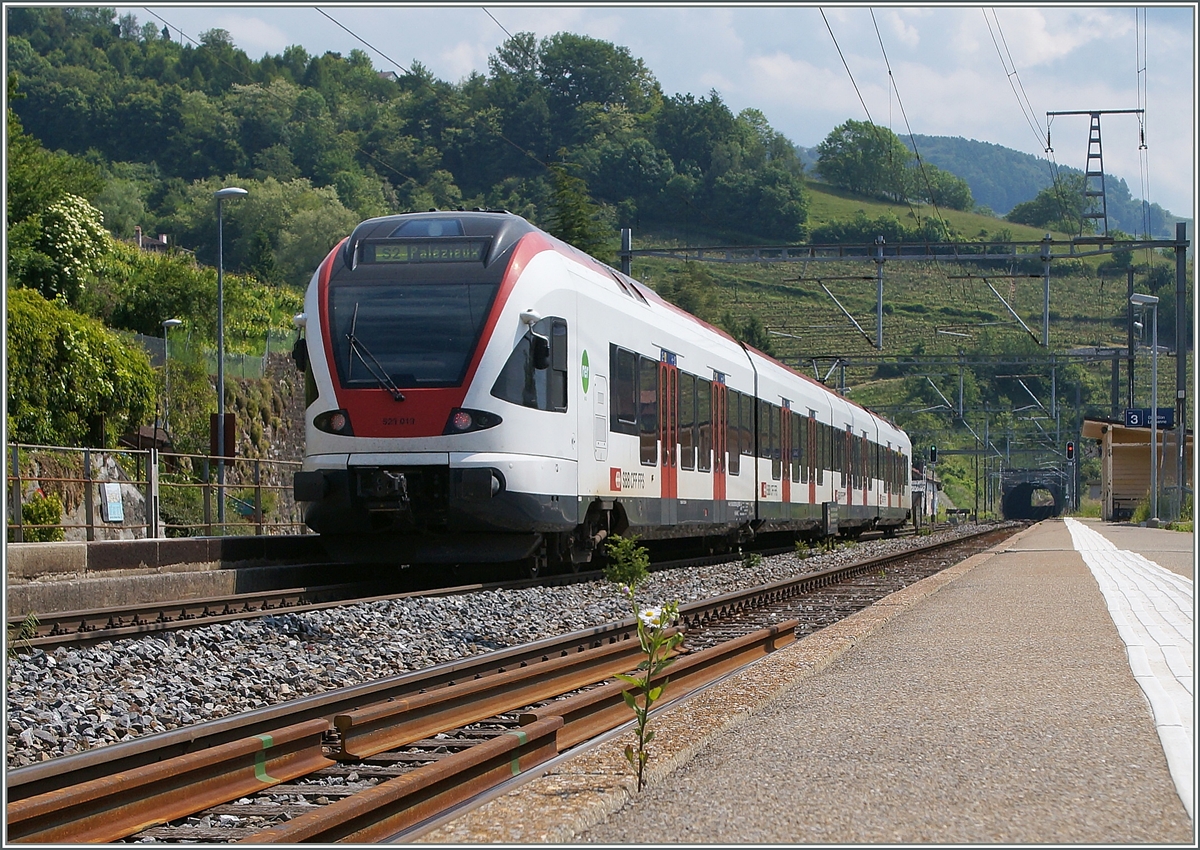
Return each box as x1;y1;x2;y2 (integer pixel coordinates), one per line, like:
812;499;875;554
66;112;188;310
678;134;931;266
36;193;109;303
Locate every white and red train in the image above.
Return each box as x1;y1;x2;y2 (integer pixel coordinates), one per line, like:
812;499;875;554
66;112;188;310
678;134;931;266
292;211;911;571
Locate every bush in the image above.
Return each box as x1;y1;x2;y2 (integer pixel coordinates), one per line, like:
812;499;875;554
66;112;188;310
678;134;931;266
158;472;204;537
8;491;65;542
6;288;155;447
603;534;650;589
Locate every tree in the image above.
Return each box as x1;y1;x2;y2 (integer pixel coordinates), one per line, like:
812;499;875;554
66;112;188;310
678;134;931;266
816;119;912;201
1005;174;1092;234
543;162;610;260
909;163;973;211
537;33;661;150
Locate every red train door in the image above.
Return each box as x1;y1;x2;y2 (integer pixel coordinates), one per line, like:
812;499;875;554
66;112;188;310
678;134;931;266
659;356;678;524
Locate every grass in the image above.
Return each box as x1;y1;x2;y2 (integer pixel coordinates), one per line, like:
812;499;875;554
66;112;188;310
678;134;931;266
802;180;1068;243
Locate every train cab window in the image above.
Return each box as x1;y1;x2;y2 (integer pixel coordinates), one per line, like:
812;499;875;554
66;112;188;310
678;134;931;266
610;345;638;434
638;355;658;466
679;372;696;471
490;317;568;412
697;379;712;472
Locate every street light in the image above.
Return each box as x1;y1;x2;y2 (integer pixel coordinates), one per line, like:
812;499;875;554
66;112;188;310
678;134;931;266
1130;292;1159;524
162;318;182;440
214;186;248;528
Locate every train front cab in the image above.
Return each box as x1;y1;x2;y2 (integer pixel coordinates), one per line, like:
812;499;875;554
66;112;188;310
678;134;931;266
295;213;587;566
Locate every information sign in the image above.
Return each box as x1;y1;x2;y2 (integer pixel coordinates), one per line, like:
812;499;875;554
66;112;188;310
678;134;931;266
1124;408;1174;429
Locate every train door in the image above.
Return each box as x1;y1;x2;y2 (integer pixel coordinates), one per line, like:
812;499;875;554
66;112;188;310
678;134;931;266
712;377;727;520
659;354;678;525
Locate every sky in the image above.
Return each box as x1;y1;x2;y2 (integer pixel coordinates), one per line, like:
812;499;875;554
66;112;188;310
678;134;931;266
114;3;1197;220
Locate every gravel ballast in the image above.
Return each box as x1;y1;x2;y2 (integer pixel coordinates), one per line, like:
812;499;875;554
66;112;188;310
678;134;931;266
6;526;992;769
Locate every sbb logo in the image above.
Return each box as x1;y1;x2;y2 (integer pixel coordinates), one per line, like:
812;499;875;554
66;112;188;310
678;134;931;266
610;468;622;491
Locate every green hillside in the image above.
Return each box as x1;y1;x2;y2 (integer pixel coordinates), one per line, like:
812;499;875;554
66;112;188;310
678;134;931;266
626;181;1193;515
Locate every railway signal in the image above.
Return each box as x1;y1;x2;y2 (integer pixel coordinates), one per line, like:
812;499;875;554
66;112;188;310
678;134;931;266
1066;441;1074;461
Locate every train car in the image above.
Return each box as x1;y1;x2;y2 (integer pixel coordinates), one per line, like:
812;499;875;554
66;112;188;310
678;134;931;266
291;210;911;572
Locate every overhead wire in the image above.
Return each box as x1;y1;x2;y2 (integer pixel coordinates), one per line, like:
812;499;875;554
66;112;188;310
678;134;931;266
1135;7;1153;242
315;7;410;75
981;7;1076;233
820;9;874;124
869;8;950;238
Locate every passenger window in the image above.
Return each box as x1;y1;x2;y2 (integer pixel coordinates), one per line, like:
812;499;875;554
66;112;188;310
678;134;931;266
609;345;638;434
697;379;712;472
726;391;740;476
679;372;696;471
791;412;801;483
770;405;781;480
638;355;658;466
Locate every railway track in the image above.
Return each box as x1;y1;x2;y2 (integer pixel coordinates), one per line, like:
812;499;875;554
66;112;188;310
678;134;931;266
6;524;1017;844
6;526;918;650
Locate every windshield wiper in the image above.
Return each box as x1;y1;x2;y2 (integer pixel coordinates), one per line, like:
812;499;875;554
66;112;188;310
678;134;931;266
346;302;406;402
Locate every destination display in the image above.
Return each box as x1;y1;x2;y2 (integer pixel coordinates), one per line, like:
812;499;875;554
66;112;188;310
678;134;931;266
363;239;487;264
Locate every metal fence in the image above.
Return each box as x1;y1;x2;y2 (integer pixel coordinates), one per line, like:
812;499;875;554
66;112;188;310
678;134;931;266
7;443;309;542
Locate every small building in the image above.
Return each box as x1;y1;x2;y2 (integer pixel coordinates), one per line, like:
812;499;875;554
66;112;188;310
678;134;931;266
131;226;171;252
1081;417;1193;521
911;463;943;527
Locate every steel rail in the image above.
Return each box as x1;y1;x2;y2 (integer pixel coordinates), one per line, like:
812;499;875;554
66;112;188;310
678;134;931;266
7;570;605;650
4;620;637;802
242;620;798;844
5;719;333;844
8;581;379;647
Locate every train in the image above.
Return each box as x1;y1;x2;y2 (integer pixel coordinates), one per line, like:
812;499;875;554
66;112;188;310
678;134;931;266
291;210;912;573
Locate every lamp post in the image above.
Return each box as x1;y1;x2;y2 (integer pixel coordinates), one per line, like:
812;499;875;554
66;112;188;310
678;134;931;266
1130;292;1159;524
162;318;182;439
214;187;248;528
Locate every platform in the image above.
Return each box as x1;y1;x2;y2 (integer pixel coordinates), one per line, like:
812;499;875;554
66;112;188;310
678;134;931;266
414;519;1195;845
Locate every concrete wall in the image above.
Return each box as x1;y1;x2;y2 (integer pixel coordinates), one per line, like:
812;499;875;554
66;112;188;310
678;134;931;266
5;535;341;615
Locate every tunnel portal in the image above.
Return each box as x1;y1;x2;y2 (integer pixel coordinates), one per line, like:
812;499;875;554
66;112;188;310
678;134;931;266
1001;481;1065;521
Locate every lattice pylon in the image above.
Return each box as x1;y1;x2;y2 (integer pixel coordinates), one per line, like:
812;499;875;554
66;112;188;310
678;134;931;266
1081;112;1108;237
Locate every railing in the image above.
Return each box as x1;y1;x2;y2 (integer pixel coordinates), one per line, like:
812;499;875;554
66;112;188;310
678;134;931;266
7;444;309;542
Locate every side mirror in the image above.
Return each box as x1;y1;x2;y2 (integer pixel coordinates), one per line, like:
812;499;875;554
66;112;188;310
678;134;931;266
292;337;309;372
531;333;550;370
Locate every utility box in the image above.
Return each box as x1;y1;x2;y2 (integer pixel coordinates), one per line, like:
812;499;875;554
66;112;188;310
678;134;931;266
210;413;236;459
822;501;838;536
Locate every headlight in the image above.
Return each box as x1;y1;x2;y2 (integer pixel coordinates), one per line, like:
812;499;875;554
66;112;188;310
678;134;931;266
443;408;502;434
314;408;353;435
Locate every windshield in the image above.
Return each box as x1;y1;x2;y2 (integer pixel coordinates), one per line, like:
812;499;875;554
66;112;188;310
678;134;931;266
328;279;500;389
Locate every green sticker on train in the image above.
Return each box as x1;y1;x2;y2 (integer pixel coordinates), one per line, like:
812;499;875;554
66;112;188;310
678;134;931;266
581;350;590;394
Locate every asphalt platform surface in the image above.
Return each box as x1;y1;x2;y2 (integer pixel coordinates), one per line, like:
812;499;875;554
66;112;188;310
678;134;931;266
415;519;1195;845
